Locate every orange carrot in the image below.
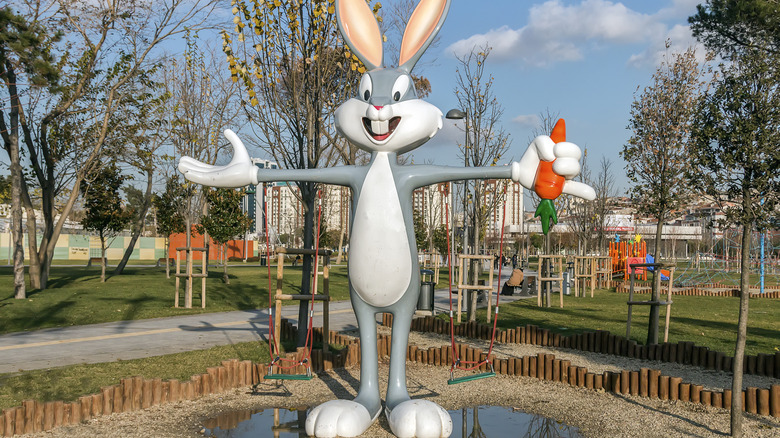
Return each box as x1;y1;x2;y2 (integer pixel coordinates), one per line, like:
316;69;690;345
534;160;565;199
533;118;567;234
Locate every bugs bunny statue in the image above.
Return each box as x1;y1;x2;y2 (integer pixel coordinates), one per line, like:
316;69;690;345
179;0;595;436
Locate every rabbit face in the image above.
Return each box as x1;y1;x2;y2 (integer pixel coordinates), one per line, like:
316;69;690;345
335;68;443;154
335;0;450;154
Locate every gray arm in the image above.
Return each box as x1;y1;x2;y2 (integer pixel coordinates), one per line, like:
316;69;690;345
255;166;358;187
399;163;522;190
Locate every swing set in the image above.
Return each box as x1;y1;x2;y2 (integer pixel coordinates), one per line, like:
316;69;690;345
259;180;511;385
445;182;510;384
261;187;328;381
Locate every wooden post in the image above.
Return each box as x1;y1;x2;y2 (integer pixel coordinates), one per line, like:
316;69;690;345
201;248;207;308
323;255;330;353
175;250;181;307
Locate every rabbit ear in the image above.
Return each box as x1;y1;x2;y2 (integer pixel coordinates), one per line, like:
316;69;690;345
336;0;383;70
399;0;450;71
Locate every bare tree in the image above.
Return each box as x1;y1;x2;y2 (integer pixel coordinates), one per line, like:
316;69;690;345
621;43;711;344
166;36;243;306
565;149;596;255
453;45;511;321
592;156;618;253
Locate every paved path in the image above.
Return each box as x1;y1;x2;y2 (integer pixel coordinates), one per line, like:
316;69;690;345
0;268;533;373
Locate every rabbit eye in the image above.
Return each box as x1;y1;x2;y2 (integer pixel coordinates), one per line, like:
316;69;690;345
359;74;372;102
391;75;411;102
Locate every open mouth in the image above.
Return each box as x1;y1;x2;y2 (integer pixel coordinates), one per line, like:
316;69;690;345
363;117;401;142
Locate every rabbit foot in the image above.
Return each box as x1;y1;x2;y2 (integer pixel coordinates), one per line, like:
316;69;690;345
305;400;379;437
386;400;452;438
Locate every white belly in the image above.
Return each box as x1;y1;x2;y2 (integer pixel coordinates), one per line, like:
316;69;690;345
349;153;412;307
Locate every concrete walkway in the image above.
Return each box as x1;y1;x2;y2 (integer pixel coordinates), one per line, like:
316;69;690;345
0;268;533;373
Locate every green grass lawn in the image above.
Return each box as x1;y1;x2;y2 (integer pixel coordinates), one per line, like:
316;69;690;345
0;263;350;335
0;341;271;410
475;289;779;357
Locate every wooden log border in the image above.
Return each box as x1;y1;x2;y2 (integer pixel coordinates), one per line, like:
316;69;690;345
0;317;777;436
402;315;780;380
614;281;780;299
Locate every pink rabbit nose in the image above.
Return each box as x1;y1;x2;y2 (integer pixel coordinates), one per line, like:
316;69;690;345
374;105;383;110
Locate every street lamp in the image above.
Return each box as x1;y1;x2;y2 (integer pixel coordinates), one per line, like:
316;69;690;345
445;109;468;276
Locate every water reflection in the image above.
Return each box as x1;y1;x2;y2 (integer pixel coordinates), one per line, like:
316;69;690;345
202;407;308;438
454;406;582;438
203;405;581;437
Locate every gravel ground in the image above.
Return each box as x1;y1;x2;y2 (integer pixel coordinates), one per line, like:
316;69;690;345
19;330;780;438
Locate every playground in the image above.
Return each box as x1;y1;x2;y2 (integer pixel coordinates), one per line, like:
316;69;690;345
3;0;779;435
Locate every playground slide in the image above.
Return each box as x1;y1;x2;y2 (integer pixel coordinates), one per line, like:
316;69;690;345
645;254;670;281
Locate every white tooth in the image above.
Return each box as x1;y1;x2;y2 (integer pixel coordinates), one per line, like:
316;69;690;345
371;120;388;135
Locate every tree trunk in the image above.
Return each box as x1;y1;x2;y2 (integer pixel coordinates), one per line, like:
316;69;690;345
165;238;171;279
648;217;664;345
115;168;154;275
5;63;26;298
100;234;107;283
297;182;316;347
223;243;229;284
730;223;752;437
9;136;26;299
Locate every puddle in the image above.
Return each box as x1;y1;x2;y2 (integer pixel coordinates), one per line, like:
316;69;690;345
203;405;582;437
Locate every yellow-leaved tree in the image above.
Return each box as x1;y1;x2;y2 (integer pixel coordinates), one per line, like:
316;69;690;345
223;0;375;345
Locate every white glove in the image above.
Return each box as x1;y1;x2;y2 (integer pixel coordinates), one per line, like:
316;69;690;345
177;130;258;187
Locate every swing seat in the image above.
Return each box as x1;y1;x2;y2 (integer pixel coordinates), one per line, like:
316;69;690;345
447;371;496;385
264;373;313;381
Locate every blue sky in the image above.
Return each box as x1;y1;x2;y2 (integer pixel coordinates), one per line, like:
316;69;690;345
403;0;705;194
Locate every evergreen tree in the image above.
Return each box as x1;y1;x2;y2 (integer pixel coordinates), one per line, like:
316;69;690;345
80;163;132;282
198;187;252;284
153;176;187;278
689;0;780;56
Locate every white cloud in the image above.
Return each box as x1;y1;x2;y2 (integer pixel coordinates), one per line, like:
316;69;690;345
512;114;539;128
447;0;666;67
626;24;702;68
655;0;702;21
447;0;710;71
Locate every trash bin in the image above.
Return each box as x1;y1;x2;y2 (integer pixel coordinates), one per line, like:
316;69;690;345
418;269;435;312
260;255;267;266
563;261;575;295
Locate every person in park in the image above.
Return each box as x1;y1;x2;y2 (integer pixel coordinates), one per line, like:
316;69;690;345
178;1;594;436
